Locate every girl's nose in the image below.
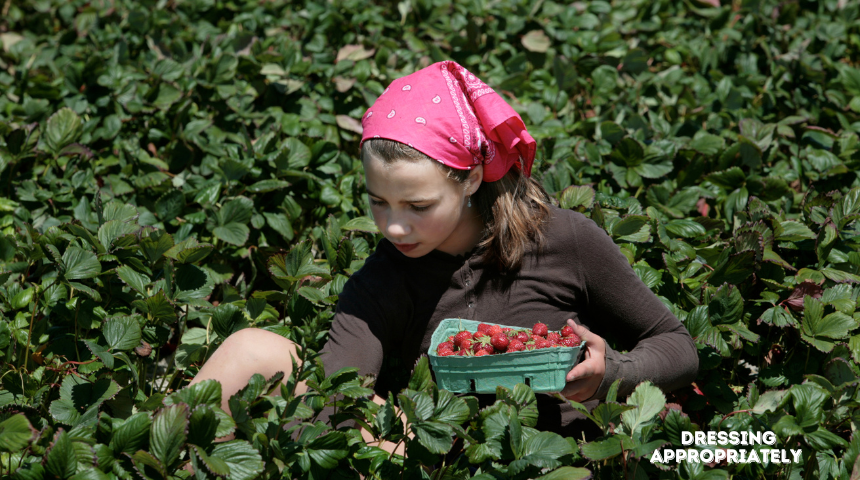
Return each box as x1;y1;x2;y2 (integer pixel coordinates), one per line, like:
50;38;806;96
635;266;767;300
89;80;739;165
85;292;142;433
386;212;411;238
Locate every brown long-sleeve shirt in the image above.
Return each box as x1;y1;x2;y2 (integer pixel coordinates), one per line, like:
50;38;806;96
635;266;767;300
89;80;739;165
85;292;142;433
320;205;698;433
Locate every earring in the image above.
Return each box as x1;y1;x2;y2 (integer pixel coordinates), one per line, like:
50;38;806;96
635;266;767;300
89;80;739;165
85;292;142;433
467;195;472;208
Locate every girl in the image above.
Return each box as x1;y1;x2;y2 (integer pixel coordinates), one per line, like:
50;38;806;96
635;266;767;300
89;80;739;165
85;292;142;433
191;61;699;440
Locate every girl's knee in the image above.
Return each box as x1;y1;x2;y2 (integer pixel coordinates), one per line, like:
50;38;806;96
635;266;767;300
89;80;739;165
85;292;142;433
219;329;297;357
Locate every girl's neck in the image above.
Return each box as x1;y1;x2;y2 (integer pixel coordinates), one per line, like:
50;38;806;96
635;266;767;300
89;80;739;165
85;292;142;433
436;208;485;258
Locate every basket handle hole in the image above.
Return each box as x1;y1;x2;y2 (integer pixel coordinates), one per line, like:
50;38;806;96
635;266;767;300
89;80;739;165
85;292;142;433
524;377;531;387
470;379;476;392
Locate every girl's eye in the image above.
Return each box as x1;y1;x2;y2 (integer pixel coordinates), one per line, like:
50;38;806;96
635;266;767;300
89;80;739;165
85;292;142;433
370;198;430;212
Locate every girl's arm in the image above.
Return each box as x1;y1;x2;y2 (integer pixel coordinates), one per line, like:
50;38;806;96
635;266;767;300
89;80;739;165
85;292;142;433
569;212;699;401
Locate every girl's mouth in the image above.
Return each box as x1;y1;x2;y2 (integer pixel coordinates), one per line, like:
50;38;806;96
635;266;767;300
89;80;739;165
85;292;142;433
394;242;419;253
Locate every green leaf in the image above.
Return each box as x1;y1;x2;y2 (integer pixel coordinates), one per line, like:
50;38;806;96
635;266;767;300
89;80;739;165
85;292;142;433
408;356;433;393
155;190;185;220
62;246;101;280
164;379;223;410
342;216;379;233
580;436;623;461
210;303;247;339
45;429;77;479
109;412;152;455
217;197;254;226
688;133;725;155
665;219;707;238
612;215;649;236
537;467;592;480
116;265;150;294
187;404;218;447
150;403;188;468
706;167;746;189
189;444;230;477
140;230;174;264
512;431;575;473
45;108;83;155
521;29;551;52
213;222;250;246
0;414;36;453
103;316;142;351
412;421;453;455
307;431;350;469
610;138;645;167
708;250;755;286
620;382;666;435
709;284;744;325
559;185;595;210
209;440;264;480
98;219;138;251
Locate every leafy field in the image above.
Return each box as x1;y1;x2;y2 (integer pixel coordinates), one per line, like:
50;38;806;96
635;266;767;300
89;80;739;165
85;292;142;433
1;0;860;478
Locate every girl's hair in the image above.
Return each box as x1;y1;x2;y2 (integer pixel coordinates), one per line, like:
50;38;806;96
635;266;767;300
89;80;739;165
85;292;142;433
361;139;552;274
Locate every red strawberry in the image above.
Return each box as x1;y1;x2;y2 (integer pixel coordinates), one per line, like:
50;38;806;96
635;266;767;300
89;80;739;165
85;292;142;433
524;344;536;351
515;331;530;343
460;339;473;352
448;335;455;343
453;331;472;348
477;323;491;334
535;338;552;349
475;342;494;355
547;332;561;343
436;341;454;353
560;335;581;347
531;335;543;342
532;323;548;337
473;331;488;341
507;340;525;352
487;325;503;337
438;349;456;356
458;349;470;356
561;325;575;337
501;327;512;332
475;349;490;356
491;333;509;352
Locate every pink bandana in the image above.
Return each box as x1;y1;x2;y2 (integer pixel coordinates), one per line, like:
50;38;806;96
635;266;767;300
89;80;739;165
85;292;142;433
360;61;536;182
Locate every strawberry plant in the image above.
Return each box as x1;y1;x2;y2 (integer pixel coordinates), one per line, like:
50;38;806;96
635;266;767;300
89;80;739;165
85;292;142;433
1;0;860;478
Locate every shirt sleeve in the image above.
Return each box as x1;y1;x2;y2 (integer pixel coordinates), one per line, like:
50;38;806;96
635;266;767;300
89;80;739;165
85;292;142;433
318;251;410;385
568;212;699;401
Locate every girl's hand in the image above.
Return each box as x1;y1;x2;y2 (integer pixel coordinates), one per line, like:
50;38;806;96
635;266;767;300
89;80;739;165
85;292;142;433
560;319;606;402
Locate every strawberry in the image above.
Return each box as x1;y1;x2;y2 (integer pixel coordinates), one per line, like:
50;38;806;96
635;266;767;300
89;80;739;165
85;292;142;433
477;323;492;334
438;349;456;356
507;340;525;352
501;327;512;332
448;335;456;343
561;325;575;337
532;323;548;337
487;325;503;337
453;331;473;348
535;338;552;349
560;335;582;347
475;349;490;356
473;331;488;341
475;342;494;355
531;335;543;342
524;344;536;351
459;339;473;352
515;331;530;343
491;332;509;352
458;349;470;356
436;341;454;353
547;332;561;343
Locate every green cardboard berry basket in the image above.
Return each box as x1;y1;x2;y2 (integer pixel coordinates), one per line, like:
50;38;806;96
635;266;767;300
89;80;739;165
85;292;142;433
428;318;586;394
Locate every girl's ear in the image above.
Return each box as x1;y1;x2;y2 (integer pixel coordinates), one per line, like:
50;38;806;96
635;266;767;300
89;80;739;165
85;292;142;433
467;165;484;196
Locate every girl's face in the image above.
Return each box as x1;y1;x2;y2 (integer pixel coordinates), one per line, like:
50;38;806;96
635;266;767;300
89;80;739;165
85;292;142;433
363;155;482;258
